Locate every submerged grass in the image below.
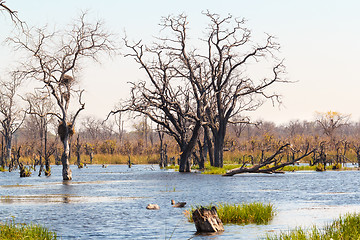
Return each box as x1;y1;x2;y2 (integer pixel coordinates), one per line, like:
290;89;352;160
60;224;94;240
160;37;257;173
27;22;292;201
185;202;275;225
266;213;360;240
0;219;58;240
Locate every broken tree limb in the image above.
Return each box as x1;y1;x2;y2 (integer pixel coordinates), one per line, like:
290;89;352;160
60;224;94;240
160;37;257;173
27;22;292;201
223;143;314;176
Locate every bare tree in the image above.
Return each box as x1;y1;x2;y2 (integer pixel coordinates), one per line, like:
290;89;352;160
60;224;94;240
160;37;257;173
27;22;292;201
0;72;25;169
11;13;116;180
24;91;55;176
109;14;206;172
316;111;350;142
110;12;285;170
201;12;286;168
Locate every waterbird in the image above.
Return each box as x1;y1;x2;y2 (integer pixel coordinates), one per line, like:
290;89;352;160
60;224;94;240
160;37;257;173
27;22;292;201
171;199;186;208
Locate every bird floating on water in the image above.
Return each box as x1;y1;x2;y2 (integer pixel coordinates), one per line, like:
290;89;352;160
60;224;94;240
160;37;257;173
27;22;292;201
171;199;186;208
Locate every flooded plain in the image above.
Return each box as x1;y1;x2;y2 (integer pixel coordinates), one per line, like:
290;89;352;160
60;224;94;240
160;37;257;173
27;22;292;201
1;165;360;239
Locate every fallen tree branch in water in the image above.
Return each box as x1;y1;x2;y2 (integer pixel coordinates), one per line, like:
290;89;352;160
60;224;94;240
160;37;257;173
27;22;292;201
223;143;314;176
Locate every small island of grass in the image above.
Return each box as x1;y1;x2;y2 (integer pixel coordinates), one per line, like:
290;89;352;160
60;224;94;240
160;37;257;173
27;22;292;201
185;202;275;225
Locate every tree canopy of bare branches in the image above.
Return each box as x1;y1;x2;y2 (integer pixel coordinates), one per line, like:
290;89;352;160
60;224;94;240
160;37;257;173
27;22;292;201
316;111;350;141
110;12;285;171
0;72;25;168
10;12;117;180
24;91;56;176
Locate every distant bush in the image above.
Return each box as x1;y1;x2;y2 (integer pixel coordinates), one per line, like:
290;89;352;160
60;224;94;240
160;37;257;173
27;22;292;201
332;163;342;170
315;163;325;171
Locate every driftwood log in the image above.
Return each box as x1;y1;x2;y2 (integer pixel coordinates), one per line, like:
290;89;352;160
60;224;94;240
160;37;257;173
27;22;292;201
192;207;224;233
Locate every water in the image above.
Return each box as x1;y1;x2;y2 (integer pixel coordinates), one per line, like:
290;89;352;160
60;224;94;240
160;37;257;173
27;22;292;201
1;165;360;239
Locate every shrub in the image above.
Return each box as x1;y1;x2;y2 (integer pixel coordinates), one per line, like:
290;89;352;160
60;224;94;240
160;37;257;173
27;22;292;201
332;163;342;170
315;163;325;171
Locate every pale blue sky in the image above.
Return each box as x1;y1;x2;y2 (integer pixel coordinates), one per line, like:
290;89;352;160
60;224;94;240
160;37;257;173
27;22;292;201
1;0;360;125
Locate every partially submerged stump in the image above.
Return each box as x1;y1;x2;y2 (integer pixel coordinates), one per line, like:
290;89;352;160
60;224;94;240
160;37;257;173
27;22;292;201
192;206;224;233
19;163;31;177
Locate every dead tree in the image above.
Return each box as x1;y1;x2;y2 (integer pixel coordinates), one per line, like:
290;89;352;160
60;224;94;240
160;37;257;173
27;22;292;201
13;146;30;177
11;13;116;180
316;111;350;144
352;143;360;168
108;15;207;172
76;135;82;168
0;73;26;169
200;12;286;168
224;143;314;176
0;136;4;168
311;141;329;170
24;91;55;176
158;125;167;168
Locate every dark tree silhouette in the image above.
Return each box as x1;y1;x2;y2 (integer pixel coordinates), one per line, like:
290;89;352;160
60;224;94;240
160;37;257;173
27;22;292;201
11;13;116;180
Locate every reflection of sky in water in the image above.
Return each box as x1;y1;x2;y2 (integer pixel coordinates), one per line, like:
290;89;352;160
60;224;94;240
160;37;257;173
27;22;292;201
1;165;360;239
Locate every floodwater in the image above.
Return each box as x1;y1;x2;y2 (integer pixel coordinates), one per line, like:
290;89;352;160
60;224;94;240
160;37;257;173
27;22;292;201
1;165;360;239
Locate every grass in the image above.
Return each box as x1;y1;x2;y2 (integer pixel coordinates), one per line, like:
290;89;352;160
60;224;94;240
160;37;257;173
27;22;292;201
0;219;58;240
266;213;360;240
201;164;243;174
185;202;275;225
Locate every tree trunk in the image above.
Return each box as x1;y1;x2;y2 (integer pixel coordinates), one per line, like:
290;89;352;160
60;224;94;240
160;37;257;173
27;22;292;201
192;207;224;233
5;136;12;168
197;140;205;169
204;126;214;166
44;124;51;176
1;136;4;168
61;136;72;180
213;130;225;168
38;155;43;176
179;149;191;172
212;122;226;168
76;135;81;167
179;122;201;172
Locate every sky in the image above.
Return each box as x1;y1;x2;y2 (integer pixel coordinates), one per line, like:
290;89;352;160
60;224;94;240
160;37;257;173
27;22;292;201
1;0;360;127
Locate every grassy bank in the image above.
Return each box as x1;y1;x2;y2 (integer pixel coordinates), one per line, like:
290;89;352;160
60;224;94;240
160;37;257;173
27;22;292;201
0;220;57;240
266;213;360;240
185;202;275;225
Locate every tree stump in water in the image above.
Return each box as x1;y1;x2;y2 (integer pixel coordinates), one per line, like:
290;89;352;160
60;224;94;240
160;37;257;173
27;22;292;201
192;206;224;233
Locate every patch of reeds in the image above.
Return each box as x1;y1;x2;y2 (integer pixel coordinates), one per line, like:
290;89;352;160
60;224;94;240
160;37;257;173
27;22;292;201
185;202;275;225
266;213;360;240
0;166;7;172
0;219;58;240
